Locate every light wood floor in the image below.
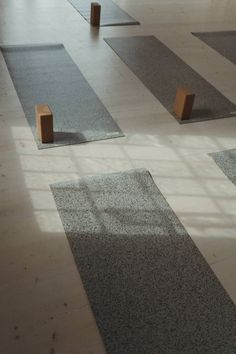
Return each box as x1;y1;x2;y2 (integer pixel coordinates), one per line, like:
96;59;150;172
0;0;236;353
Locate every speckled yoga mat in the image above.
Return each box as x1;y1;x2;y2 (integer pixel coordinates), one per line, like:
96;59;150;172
210;148;236;186
193;31;236;65
104;36;236;123
51;169;236;354
0;44;123;149
68;0;139;26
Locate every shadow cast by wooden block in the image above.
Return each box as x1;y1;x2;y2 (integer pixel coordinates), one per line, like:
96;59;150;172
53;131;87;144
177;108;227;124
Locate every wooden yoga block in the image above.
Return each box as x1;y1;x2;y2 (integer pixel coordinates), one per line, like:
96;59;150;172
35;104;54;143
173;87;195;120
90;2;101;26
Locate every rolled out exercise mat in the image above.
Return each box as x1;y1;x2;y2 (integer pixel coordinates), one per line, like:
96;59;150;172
68;0;139;26
104;36;236;124
210;148;236;186
192;31;236;65
0;44;124;149
51;169;236;354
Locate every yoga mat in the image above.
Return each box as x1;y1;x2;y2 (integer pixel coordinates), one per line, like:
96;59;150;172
51;169;236;354
193;31;236;65
210;148;236;186
104;36;236;124
0;44;123;149
68;0;140;26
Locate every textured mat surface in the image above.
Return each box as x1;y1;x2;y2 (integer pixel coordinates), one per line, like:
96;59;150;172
193;31;236;65
68;0;139;26
105;36;236;123
1;44;123;149
51;169;236;354
210;148;236;186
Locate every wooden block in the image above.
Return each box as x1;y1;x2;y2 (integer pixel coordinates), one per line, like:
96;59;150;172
35;104;54;143
173;87;195;120
90;2;101;26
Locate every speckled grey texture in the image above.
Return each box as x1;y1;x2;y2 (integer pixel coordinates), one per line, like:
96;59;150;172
68;0;139;26
193;31;236;65
104;36;236;124
210;149;236;186
51;169;236;354
0;44;123;149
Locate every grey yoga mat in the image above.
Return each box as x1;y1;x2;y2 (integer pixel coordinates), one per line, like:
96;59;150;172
104;36;236;123
0;43;123;149
210;148;236;186
192;31;236;65
51;169;236;354
68;0;139;26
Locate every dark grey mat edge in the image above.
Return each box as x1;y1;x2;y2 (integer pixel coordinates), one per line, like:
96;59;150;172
104;35;236;124
0;43;124;149
192;30;236;36
210;148;236;186
50;168;236;354
192;31;236;67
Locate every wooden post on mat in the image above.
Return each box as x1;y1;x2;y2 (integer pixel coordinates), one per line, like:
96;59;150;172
173;87;195;120
35;104;54;143
90;2;101;26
